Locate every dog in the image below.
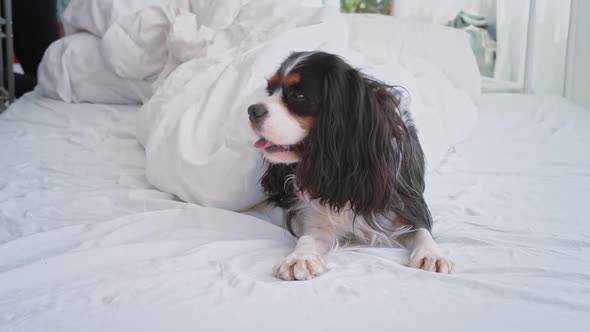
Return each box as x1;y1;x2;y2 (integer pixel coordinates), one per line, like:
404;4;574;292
248;51;454;280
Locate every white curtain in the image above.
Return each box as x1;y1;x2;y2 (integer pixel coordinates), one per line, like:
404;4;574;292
529;0;571;94
493;0;529;85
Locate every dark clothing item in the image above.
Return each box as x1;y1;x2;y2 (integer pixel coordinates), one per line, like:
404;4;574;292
14;72;37;98
11;0;60;97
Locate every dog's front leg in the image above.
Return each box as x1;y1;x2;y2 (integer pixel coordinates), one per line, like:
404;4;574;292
399;228;455;274
274;215;334;281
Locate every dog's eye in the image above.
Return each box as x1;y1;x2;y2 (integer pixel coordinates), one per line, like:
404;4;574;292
292;91;305;100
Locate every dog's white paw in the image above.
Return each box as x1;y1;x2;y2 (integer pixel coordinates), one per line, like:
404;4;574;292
273;253;328;281
410;250;455;274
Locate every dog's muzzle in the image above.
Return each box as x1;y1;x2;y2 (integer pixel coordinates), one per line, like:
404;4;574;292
248;103;268;129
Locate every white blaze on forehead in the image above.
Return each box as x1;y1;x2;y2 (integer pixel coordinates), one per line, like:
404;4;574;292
281;52;316;76
260;88;308;146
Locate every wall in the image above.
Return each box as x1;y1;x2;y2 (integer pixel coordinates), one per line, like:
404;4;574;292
565;0;590;108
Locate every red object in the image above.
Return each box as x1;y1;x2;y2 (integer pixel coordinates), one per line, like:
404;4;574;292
13;54;19;64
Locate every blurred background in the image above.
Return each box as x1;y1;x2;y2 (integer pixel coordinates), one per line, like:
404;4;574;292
2;0;587;109
327;0;574;96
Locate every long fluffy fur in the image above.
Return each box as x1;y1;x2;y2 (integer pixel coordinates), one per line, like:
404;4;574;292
262;53;432;236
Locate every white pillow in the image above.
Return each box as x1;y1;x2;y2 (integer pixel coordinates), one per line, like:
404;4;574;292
189;0;246;30
61;0;246;37
36;33;151;105
61;0;190;37
135;4;479;211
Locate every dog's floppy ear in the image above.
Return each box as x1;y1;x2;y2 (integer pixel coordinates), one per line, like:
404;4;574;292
261;163;297;210
260;162;302;236
296;65;432;231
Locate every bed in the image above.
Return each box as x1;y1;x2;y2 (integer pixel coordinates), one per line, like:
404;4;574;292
1;92;588;331
1;1;590;331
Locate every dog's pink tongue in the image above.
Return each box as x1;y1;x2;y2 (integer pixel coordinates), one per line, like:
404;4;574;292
255;138;275;149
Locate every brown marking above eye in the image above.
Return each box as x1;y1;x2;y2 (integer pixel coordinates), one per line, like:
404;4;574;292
284;72;301;86
267;72;280;86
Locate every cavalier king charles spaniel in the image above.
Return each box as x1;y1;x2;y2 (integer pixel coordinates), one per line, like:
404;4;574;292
248;51;454;280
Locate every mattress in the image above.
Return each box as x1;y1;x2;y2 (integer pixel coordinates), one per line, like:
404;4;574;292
0;93;589;331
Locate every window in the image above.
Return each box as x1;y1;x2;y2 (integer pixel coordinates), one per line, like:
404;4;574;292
338;0;572;94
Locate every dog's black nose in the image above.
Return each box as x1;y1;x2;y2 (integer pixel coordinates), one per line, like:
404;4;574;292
248;104;268;121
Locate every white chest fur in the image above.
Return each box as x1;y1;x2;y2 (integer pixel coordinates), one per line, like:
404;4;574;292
288;192;411;248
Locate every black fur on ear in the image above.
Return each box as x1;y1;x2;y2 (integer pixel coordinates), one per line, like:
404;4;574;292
260;162;302;236
261;163;297;210
295;57;432;232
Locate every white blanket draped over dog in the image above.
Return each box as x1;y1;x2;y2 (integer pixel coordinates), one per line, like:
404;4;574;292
37;0;480;211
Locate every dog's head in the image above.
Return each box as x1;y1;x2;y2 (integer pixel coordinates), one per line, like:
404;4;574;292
248;51;326;164
249;51;431;228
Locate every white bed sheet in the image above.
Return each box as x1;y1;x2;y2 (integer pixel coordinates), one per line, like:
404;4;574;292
0;93;589;331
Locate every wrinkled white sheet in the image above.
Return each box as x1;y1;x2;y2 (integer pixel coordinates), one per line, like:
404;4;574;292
1;93;588;331
37;0;480;210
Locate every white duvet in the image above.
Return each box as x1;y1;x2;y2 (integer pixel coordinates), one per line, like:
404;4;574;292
37;0;480;211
